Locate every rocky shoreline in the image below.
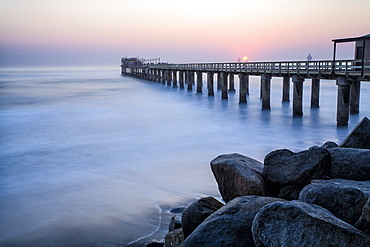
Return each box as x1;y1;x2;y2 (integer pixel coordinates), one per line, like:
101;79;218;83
146;117;370;247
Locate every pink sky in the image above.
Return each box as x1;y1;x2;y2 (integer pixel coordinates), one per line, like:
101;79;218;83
1;0;369;66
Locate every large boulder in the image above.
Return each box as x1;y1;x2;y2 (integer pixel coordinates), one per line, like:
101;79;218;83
328;147;370;180
263;147;330;186
210;153;266;202
252;200;370;247
341;116;370;149
181;197;223;239
299;183;366;225
311;178;370;199
356;197;370;234
164;228;184;247
183;196;284;247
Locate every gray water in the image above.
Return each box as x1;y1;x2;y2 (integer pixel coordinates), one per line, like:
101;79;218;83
1;67;369;246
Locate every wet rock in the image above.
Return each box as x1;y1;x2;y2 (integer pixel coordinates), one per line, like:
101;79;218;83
278;185;304;200
328;147;370;180
169;215;182;232
355;197;370;234
164;228;184;247
311;178;370;199
211;153;266;202
183;196;284;247
252;200;370;247
341;116;370;149
263;147;330;186
299;183;366;225
181;197;223;239
321;141;339;149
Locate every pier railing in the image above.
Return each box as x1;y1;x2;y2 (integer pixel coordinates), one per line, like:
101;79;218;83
147;59;370;79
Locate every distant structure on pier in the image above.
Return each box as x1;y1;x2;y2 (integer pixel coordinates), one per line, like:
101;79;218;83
121;34;370;126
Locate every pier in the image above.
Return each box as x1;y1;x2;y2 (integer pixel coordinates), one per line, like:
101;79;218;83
121;34;370;126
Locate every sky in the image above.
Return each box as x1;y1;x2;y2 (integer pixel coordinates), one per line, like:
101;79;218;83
0;0;369;66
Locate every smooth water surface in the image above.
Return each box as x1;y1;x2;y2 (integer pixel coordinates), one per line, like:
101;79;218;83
1;67;369;246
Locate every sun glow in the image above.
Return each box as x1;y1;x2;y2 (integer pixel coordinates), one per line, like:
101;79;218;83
242;56;248;61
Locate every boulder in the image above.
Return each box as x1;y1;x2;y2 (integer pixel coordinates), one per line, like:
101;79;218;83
169;215;182;232
321;141;339;149
164;228;184;247
299;183;366;225
356;197;370;234
328;147;370;180
278;185;304;200
263;147;330;186
183;196;284;247
181;197;223;239
252;200;370;247
210;153;266;202
341;116;370;149
311;178;370;199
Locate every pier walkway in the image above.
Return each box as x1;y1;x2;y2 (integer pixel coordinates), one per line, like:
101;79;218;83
121;58;370;126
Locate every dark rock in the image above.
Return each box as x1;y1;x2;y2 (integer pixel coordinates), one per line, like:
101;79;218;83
210;153;266;202
252;200;370;247
169;215;182;232
263;147;330;186
356;197;370;234
145;239;165;247
341;116;370;149
164;228;184;247
181;197;223;239
321;141;339;149
169;206;186;214
328;147;370;180
299;183;366;225
183;196;284;247
278;185;304;200
311;178;370;199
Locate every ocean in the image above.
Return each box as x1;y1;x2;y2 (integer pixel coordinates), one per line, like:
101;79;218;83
0;66;369;246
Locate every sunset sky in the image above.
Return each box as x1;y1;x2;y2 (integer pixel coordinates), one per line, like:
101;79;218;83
1;0;369;66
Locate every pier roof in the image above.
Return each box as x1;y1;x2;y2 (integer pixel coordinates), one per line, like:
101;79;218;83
332;33;370;43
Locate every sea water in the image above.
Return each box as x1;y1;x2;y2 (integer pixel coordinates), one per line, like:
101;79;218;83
0;67;369;246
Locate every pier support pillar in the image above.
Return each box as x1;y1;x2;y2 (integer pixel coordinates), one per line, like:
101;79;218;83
261;74;271;109
217;73;222;90
196;71;203;93
207;72;214;96
221;72;228;99
282;76;290;102
350;79;361;114
161;70;166;85
336;77;351;126
179;71;184;89
292;75;305;117
229;73;235;91
311;78;320;108
239;73;248;103
188;71;194;91
167;71;172;86
172;71;178;88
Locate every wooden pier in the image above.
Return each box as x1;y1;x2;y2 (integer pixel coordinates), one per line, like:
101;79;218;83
120;34;370;126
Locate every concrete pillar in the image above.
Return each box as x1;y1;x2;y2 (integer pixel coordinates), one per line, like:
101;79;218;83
311;78;320;108
161;70;165;84
217;73;222;90
207;71;214;96
172;71;178;88
167;71;172;86
282;76;290;102
196;71;202;93
179;71;184;89
292;75;305;117
239;73;248;103
336;77;351;126
350;79;361;114
187;71;193;91
261;74;271;110
221;72;228;99
229;73;235;91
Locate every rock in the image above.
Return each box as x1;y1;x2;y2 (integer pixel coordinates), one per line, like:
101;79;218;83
263;147;330;186
321;141;339;149
169;215;182;232
183;196;284;247
299;183;366;225
181;197;223;239
164;228;184;247
252;200;370;247
210;153;266;202
278;185;304;200
145;239;165;247
341;116;370;149
328;147;370;180
311;178;370;199
356;197;370;234
169;206;186;214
